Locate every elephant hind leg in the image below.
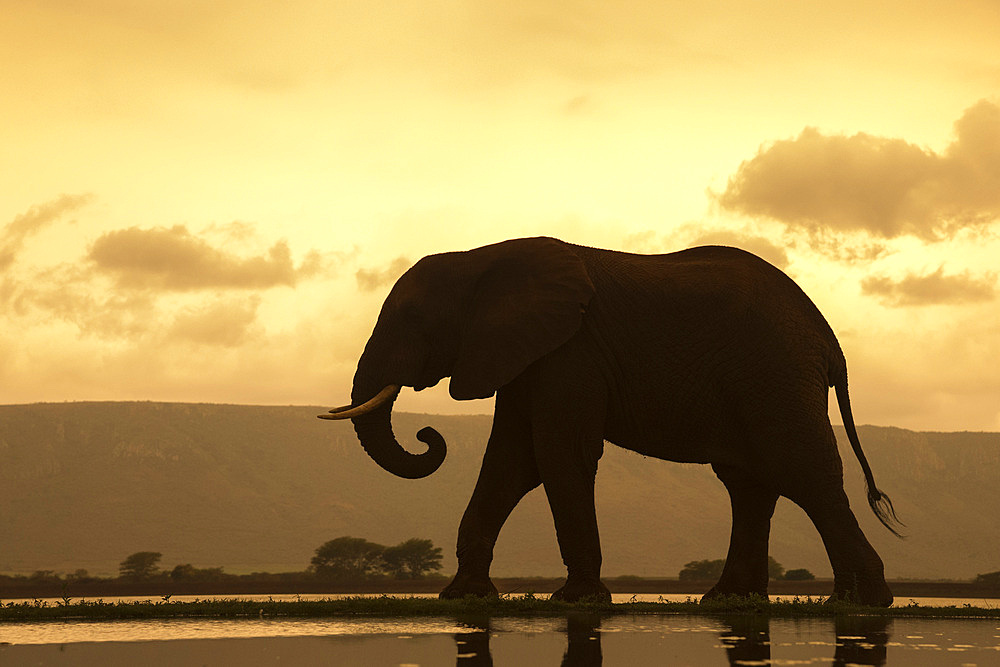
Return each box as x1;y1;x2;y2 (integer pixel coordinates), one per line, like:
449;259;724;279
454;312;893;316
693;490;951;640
789;485;892;607
703;467;778;601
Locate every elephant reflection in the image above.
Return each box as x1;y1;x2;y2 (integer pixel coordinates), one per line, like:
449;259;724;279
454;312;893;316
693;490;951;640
832;615;890;666
719;615;771;664
719;615;889;667
454;625;493;667
452;613;889;666
322;237;901;605
454;613;602;667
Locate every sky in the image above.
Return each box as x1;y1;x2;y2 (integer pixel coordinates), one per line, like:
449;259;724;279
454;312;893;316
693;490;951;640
2;1;999;430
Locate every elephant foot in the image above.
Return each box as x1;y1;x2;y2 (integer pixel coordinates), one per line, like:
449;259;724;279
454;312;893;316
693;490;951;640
827;578;893;607
439;572;498;599
550;576;612;603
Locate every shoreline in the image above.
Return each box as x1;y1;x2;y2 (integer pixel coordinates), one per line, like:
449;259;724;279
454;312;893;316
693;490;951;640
4;594;1000;624
3;577;997;601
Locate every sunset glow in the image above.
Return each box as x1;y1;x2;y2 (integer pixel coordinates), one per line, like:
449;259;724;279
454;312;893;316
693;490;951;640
3;1;999;430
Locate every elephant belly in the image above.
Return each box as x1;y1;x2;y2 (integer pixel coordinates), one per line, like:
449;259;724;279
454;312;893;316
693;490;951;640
604;410;746;468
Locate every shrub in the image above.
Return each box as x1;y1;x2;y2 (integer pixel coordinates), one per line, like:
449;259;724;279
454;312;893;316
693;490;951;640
782;568;816;581
678;559;725;581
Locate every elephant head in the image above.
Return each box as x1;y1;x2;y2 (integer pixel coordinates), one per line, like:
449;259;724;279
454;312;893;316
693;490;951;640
319;237;595;479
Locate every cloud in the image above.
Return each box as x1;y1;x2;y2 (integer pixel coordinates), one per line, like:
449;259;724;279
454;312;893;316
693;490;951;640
717;100;1000;241
861;267;996;306
356;256;411;292
1;194;93;270
4;221;335;345
4;262;158;339
88;225;323;291
166;297;262;347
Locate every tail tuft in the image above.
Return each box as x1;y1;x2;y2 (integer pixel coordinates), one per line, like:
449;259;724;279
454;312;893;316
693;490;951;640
867;485;906;539
835;366;905;539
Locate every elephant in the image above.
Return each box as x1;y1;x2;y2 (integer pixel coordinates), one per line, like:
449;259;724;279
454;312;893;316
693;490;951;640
320;236;901;606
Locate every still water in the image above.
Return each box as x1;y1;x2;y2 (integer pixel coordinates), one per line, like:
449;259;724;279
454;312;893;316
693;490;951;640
2;596;999;666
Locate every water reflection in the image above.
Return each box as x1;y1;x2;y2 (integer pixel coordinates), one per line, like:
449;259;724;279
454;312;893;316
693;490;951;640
9;611;1000;666
833;615;890;666
453;613;603;666
450;613;892;666
455;614;493;666
455;628;493;666
719;615;771;665
561;613;602;666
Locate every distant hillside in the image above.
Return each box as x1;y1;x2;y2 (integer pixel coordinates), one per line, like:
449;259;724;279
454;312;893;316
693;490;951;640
1;402;998;580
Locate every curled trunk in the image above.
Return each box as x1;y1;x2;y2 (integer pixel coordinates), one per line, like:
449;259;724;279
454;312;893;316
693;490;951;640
350;396;446;480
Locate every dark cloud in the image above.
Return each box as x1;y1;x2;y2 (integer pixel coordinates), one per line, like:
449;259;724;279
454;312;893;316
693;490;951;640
88;225;322;291
861;268;996;306
717;100;1000;241
356;256;411;292
1;194;93;270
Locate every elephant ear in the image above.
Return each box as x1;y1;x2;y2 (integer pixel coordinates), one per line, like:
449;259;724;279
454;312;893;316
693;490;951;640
449;238;595;400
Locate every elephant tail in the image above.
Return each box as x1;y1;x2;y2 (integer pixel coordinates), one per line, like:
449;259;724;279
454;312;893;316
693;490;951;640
833;370;906;539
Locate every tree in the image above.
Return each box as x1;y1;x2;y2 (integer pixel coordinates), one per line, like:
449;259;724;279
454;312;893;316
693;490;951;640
382;538;444;579
119;551;163;580
974;571;1000;586
311;537;386;580
782;568;815;581
679;557;785;582
678;559;726;581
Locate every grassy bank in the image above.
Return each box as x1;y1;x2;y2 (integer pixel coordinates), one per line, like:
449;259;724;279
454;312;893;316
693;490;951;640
2;594;998;623
3;577;998;601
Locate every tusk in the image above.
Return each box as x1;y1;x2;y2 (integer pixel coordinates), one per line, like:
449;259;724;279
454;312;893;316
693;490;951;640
317;385;401;420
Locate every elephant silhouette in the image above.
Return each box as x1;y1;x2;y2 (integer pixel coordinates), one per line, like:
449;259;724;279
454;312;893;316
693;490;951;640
322;237;901;605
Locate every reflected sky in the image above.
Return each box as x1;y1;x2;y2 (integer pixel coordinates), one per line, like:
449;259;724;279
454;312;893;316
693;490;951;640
3;614;1000;666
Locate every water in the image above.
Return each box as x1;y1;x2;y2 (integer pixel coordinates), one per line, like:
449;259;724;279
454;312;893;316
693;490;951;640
2;597;998;666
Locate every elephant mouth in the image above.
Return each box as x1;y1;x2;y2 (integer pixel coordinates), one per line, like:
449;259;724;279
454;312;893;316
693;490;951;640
317;385;401;420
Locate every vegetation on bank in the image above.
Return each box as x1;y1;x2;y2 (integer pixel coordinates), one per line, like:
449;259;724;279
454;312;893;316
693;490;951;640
2;594;999;623
678;557;816;582
3;540;997;603
2;536;445;589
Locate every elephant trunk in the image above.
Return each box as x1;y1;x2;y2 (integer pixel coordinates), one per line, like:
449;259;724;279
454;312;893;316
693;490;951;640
349;388;447;480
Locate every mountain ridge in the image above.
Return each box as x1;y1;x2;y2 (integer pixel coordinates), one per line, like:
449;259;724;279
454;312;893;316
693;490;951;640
2;402;998;580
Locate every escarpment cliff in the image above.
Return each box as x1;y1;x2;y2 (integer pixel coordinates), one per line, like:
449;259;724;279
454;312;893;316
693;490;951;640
1;402;998;580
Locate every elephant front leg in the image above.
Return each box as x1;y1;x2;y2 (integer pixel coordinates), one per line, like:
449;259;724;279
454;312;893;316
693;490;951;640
440;389;540;599
531;375;611;603
538;458;611;603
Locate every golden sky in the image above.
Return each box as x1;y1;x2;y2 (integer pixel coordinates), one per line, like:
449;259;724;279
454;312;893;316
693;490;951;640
2;1;999;430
